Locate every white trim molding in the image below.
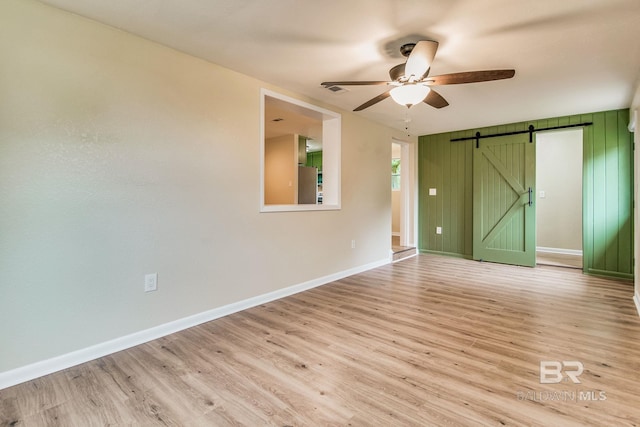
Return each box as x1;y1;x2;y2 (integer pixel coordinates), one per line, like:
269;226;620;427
634;292;640;318
536;246;583;256
0;258;389;390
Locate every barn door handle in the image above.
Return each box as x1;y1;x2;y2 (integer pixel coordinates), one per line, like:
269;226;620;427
527;187;532;206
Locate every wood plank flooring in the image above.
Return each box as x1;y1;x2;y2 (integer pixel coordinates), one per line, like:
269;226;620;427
536;251;583;269
2;254;640;426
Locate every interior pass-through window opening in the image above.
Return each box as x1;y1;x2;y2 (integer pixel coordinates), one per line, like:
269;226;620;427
260;89;341;212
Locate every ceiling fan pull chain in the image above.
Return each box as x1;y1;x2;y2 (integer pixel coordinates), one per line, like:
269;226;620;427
404;110;411;136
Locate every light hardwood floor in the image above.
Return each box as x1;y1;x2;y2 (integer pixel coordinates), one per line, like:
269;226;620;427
2;254;639;426
536;251;583;269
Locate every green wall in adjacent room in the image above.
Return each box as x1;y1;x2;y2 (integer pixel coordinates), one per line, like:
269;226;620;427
305;150;323;170
418;109;634;279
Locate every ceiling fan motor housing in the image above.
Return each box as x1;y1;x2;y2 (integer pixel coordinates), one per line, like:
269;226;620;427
399;43;416;57
389;63;406;81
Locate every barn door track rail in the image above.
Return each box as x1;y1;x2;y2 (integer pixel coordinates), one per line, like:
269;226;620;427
450;122;593;148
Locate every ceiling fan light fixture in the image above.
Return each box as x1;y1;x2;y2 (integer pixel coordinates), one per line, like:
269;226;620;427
321;40;514;112
390;84;430;108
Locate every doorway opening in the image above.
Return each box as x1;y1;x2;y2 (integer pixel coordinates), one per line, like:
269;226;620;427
391;140;416;261
535;129;583;269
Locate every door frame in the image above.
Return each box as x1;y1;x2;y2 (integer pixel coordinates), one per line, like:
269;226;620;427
392;138;417;248
535;128;584;269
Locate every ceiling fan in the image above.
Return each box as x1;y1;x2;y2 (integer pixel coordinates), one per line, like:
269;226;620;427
321;40;515;111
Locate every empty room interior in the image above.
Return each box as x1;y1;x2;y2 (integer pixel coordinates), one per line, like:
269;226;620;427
2;0;640;425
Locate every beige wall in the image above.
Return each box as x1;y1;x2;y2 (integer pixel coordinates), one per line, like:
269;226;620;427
265;134;296;204
536;129;583;251
391;191;400;234
0;0;416;374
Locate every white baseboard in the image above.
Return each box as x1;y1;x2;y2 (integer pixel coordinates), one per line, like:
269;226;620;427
0;257;389;390
634;292;640;318
536;246;583;256
392;231;400;237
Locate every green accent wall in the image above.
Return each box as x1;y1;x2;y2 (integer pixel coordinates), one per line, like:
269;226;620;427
418;109;634;279
306;150;323;170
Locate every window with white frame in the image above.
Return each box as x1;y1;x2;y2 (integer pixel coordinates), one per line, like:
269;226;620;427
391;158;401;191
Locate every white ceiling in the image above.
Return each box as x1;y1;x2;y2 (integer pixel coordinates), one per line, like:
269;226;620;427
38;0;640;136
265;95;323;151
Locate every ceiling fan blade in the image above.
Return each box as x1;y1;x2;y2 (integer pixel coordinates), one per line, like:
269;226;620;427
321;81;389;87
405;40;439;79
427;69;515;85
423;89;449;109
354;91;391;111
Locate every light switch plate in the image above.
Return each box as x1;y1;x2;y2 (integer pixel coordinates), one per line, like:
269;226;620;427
144;273;158;292
429;188;437;196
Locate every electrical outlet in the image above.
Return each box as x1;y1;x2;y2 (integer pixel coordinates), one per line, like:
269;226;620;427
351;239;356;249
539;190;546;198
436;227;442;235
429;188;437;196
144;273;158;292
